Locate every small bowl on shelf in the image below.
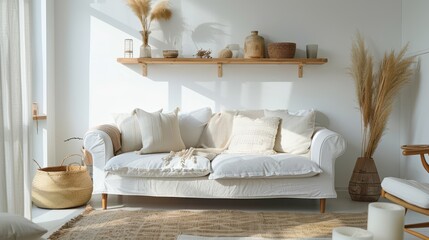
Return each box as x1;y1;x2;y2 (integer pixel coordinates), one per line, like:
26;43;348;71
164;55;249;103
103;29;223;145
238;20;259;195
163;50;179;58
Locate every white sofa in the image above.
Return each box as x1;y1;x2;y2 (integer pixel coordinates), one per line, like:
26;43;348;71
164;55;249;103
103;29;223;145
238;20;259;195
84;108;346;213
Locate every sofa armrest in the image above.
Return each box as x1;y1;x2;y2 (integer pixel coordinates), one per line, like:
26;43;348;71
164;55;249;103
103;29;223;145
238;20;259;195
84;125;117;193
310;127;346;174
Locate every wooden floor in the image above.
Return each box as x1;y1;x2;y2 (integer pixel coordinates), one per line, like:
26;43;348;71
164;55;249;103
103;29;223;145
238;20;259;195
33;192;427;239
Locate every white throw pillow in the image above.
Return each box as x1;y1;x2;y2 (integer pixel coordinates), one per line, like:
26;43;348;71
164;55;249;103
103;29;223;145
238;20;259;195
0;213;47;240
105;152;211;178
179;107;212;148
135;108;185;154
264;109;316;154
113;112;143;153
209;153;322;179
225;115;280;154
198;111;237;149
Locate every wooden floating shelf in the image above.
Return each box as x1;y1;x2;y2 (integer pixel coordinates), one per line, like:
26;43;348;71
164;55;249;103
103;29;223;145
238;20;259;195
117;57;328;78
32;115;47;120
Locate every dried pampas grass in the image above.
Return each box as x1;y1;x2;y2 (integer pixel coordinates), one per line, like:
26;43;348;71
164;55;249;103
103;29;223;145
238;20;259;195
126;0;172;32
150;0;172;22
351;34;415;158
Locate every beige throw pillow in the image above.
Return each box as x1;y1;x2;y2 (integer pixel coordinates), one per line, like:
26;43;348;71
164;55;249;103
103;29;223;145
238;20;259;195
135;108;185;154
113;112;143;153
198;111;237;149
225;115;280;154
264;109;315;154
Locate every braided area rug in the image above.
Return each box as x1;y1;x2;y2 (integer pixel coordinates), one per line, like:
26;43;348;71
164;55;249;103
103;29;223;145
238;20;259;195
49;206;367;240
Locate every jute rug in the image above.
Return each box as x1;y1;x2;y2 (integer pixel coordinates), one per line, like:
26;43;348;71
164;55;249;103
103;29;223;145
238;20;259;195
49;206;367;240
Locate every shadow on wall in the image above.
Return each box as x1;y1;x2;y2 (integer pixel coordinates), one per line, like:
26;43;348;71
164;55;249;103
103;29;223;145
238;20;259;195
87;0;314;113
191;22;227;50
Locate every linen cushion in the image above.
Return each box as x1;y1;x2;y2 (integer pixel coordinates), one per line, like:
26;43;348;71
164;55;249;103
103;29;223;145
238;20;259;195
237;109;264;119
225;115;280;154
264;109;315;154
113;112;143;153
198;111;237;149
209;153;322;179
382;177;429;208
105;152;210;177
179;107;212;148
135;108;185;154
0;213;47;240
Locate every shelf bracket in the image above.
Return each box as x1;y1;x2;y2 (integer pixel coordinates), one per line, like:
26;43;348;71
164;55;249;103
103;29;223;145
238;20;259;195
298;64;304;78
142;63;148;76
218;63;223;78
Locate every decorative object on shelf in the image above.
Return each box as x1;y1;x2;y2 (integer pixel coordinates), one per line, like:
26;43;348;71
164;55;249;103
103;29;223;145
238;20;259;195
32;102;38;116
267;42;296;58
306;44;318;58
126;0;172;58
32;102;40;133
367;202;405;240
348;33;415;202
124;39;133;58
31;155;93;209
227;44;241;58
332;227;373;240
163;50;178;58
140;30;151;57
194;49;212;58
244;31;265;58
218;47;233;58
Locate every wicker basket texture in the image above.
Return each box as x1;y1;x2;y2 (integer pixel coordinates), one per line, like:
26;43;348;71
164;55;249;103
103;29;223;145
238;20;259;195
31;155;93;209
268;42;296;58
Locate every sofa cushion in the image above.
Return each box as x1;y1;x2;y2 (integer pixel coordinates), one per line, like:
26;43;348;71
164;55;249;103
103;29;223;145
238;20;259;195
237;109;264;119
264;109;315;154
113;112;144;153
135;108;185;154
179;107;212;148
225;115;280;154
382;177;429;209
198;111;237;149
209;153;322;179
105;152;211;177
0;212;47;240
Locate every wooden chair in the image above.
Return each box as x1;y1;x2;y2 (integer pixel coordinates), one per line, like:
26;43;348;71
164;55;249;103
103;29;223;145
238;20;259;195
381;145;429;240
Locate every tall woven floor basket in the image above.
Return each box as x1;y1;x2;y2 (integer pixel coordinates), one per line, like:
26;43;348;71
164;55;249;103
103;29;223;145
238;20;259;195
32;154;93;209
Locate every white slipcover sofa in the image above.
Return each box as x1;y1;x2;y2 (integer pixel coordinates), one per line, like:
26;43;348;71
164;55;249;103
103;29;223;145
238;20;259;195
84;108;346;213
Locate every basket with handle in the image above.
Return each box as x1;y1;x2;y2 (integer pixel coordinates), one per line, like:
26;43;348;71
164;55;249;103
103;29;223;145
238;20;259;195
31;154;93;209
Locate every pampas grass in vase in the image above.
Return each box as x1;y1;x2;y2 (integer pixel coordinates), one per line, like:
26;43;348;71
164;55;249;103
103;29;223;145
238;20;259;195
348;33;415;202
126;0;172;57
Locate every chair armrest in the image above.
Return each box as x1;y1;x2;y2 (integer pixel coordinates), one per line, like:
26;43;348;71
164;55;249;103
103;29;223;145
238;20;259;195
401;145;429;156
83;125;117;193
310;127;346;174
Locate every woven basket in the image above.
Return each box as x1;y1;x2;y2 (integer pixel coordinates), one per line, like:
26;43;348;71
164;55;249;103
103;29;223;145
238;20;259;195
31;154;93;209
268;42;296;58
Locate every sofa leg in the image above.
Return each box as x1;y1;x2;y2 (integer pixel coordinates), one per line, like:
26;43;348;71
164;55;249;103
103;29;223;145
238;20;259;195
102;193;108;210
320;199;326;213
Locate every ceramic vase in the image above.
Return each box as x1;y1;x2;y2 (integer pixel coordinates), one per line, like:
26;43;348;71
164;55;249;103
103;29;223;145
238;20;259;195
348;157;381;202
244;31;265;58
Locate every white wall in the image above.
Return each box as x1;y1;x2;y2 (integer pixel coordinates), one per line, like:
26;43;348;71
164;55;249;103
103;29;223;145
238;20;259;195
401;0;429;181
52;0;403;190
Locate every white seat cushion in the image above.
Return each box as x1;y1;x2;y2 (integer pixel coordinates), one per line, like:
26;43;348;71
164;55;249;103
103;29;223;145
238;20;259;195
209;153;322;179
105;152;211;178
382;177;429;209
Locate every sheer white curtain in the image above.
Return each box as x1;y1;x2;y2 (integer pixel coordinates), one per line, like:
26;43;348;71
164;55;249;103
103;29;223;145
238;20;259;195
0;0;32;218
